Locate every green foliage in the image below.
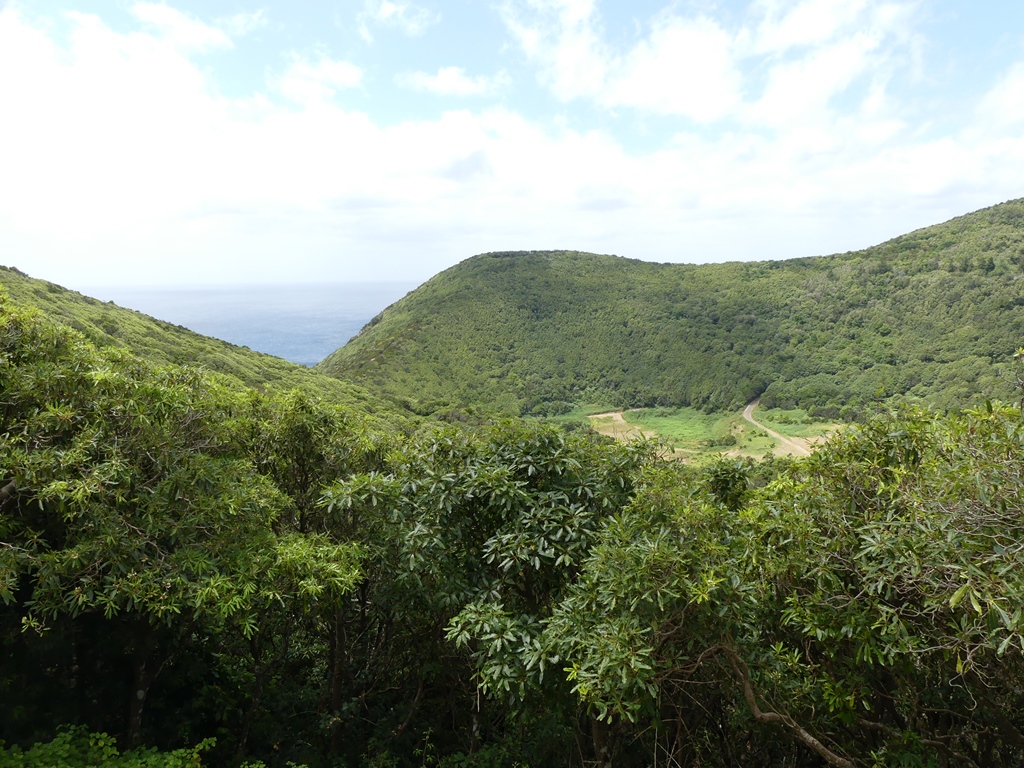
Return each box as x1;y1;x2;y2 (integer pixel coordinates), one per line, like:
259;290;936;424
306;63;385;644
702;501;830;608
1;300;653;765
530;403;1024;765
321;420;655;766
0;728;213;767
0;267;411;425
0;296;355;629
326;421;653;691
319;199;1024;416
0;295;369;761
702;458;749;511
9;239;1024;766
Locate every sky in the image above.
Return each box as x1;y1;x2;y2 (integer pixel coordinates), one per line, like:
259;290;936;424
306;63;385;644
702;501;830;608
2;0;1024;289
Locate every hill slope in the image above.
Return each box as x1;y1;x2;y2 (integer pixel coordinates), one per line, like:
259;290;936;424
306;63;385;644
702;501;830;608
318;199;1024;417
0;266;406;419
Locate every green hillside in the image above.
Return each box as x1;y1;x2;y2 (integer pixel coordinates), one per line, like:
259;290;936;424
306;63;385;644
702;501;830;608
7;219;1024;766
318;199;1024;417
0;266;406;420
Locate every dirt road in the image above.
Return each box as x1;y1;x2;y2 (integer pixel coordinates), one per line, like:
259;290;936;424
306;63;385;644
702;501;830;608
742;399;811;457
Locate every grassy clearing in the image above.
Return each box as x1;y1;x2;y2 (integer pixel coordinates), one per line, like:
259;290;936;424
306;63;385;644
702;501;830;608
754;407;839;439
622;408;729;447
546;402;840;461
729;417;779;457
617;405;839;460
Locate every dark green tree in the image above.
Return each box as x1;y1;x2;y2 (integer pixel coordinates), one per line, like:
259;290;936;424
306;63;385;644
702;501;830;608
0;296;362;755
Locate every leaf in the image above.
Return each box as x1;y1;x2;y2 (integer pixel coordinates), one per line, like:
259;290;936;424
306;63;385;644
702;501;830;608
949;584;969;609
969;590;983;616
997;635;1013;657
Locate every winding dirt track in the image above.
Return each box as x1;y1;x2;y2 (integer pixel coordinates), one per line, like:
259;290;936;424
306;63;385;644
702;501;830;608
742;398;811;457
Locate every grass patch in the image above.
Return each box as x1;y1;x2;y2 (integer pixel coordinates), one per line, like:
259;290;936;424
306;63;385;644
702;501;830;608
754;407;839;439
545;403;617;424
624;407;772;459
623;407;730;448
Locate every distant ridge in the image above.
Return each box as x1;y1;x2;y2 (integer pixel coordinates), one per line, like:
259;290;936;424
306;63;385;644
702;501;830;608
0;266;406;420
317;199;1024;417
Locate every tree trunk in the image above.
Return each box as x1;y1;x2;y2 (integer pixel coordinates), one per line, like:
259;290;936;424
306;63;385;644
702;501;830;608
128;630;155;748
236;628;284;762
592;716;612;768
329;608;348;753
126;619;173;748
470;686;481;754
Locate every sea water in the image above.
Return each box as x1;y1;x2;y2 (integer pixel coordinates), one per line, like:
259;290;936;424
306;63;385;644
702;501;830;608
86;283;417;367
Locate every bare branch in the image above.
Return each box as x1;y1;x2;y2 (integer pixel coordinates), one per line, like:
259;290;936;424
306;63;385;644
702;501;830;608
857;719;979;768
388;676;425;743
722;647;856;768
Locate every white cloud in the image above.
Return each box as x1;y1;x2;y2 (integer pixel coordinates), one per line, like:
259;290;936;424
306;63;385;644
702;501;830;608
218;9;269;37
274;54;364;105
500;2;743;118
749;0;871;54
397;66;510;96
975;62;1024;131
358;0;439;43
130;2;232;51
744;0;917;121
501;0;916;127
0;2;1022;289
747;33;881;128
603;15;742;122
499;0;606;100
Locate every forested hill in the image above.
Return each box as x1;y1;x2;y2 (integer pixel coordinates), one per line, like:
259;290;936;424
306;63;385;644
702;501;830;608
0;266;404;419
8;220;1024;768
318;199;1024;417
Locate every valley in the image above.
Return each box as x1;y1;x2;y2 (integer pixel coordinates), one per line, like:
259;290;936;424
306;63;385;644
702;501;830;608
3;198;1024;767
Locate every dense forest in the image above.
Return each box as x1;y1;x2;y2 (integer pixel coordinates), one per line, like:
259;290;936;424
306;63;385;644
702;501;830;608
4;199;1024;767
0;266;403;422
319;199;1024;419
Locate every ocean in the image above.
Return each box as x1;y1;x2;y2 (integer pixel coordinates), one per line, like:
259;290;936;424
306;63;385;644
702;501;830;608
85;283;418;367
